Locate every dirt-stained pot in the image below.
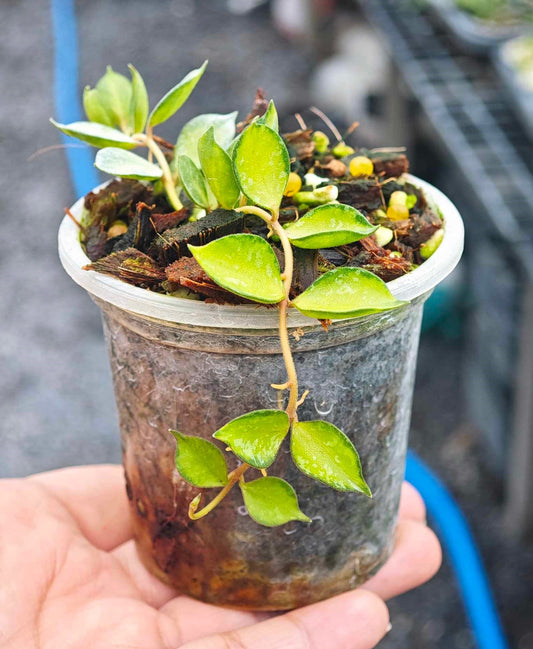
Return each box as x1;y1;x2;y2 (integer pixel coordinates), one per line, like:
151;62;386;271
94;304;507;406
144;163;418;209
59;175;463;610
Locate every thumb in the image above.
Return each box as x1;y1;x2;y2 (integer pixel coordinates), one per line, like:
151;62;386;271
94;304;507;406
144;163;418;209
180;589;389;649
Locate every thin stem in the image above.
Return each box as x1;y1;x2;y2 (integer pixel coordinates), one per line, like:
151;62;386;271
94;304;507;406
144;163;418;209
135;133;183;211
146;126;154;162
235;205;273;223
237;205;299;422
189;463;249;520
271;218;293;297
189;200;302;520
271;217;299;421
277;297;299;421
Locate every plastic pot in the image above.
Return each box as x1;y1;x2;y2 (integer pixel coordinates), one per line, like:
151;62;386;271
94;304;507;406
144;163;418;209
58;176;463;610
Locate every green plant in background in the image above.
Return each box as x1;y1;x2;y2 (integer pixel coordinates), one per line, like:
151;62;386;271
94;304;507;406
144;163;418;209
52;63;409;527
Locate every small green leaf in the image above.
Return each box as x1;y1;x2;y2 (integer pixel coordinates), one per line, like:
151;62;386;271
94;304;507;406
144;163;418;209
232;121;289;211
213;410;290;468
291;421;371;495
257;100;279;131
188;234;285;304
95;66;133;132
148;61;207;127
83;86;114;126
178;155;210;209
50;119;137;149
95;147;163;180
170;430;228;488
291;267;407;320
198;127;240;209
284;204;378;249
240;477;311;527
128;64;149;133
175;112;238;167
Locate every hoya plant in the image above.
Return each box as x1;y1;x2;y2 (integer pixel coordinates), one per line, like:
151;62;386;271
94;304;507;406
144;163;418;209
52;63;412;528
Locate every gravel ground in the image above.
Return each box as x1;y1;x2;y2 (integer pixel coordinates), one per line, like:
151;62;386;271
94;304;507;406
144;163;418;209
1;1;532;647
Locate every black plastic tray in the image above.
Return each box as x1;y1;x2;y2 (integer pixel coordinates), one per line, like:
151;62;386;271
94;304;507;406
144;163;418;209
427;0;526;54
494;35;533;141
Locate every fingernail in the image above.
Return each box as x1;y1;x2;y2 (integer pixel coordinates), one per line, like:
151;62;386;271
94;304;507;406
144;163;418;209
385;622;392;634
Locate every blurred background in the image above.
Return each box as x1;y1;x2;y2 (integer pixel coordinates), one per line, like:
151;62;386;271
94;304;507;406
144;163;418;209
2;0;533;646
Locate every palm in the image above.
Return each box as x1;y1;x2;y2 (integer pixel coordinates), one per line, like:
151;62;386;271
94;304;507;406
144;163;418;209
1;466;440;649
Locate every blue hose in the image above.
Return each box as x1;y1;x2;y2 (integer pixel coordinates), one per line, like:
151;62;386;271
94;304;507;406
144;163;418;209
49;1;509;647
406;451;508;649
51;0;99;197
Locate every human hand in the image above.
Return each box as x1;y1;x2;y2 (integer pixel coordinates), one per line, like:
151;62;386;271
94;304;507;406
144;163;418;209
0;465;440;649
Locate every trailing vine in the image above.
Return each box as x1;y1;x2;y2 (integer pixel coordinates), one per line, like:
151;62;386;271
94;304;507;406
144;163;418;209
52;62;411;527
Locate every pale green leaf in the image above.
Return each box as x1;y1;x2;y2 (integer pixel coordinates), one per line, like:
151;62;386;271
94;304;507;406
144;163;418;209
128;64;149;133
232;121;289;211
178;155;210;209
291;267;407;320
188;233;285;304
174;111;238;167
198;127;240;209
284;203;377;249
171;430;228;488
95;66;133;132
240;477;311;527
291;421;371;495
148;61;207;127
50;119;137;149
257;100;279;131
83;86;114;126
213;410;290;468
94;147;163;180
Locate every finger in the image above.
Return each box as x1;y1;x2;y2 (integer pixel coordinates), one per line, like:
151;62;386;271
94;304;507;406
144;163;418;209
176;589;389;649
30;465;132;551
398;482;426;522
113;539;180;608
160;596;267;644
363;520;442;600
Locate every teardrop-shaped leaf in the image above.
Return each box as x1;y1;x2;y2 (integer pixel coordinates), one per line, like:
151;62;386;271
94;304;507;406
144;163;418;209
188;234;285;304
178;155;210;209
291;421;371;495
198;127;240;209
284;203;378;249
213;410;290;468
291;267;407;320
148;60;207;127
170;430;228;488
240;477;311;527
128;64;149;133
95;66;133;132
83;86;114;126
232;121;289;211
257;100;279;131
50;119;137;149
174;112;238;168
95;147;163;180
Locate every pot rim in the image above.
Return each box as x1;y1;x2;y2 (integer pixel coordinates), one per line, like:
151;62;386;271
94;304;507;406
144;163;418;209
58;174;464;329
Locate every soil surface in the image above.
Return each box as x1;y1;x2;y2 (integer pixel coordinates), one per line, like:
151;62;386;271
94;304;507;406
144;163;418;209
79;146;440;301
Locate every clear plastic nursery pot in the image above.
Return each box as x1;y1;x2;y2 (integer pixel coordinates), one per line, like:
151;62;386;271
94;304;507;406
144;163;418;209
59;175;463;610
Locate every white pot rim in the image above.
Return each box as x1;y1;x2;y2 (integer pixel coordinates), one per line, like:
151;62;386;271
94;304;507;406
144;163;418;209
58;174;464;329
